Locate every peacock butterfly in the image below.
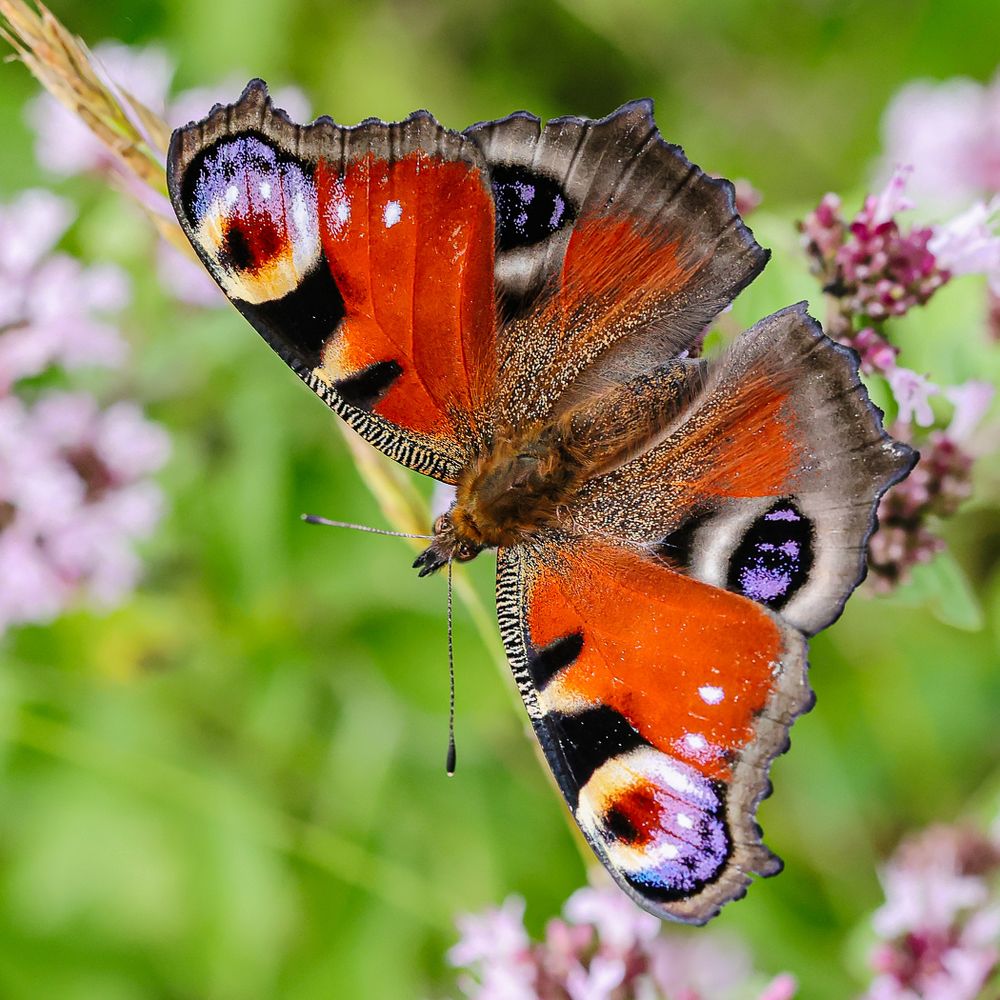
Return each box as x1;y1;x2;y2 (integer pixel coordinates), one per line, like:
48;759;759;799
166;81;914;924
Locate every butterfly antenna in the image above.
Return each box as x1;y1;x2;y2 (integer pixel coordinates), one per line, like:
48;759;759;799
446;558;457;776
301;514;433;540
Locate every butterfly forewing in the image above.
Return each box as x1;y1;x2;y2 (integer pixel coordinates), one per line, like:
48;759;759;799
167;80;497;483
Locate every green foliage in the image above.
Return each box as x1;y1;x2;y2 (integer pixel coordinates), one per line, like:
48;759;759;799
1;1;999;998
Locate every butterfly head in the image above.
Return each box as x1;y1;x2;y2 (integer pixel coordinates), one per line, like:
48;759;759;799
412;511;483;577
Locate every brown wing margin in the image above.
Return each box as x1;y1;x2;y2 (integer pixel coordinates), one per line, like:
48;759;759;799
496;538;811;924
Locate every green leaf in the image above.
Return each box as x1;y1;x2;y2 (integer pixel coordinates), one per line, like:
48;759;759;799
884;550;984;631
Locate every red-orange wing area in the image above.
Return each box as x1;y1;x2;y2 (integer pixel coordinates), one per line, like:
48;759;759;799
532;217;697;360
315;151;497;438
528;541;798;782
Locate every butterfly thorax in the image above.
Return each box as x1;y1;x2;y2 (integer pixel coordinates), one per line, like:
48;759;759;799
413;370;697;576
413;420;586;576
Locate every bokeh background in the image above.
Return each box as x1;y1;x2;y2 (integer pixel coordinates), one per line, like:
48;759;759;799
0;1;998;998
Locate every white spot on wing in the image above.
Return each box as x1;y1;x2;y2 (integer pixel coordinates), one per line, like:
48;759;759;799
676;812;694;830
259;181;272;199
383;199;402;228
699;685;724;705
225;184;239;207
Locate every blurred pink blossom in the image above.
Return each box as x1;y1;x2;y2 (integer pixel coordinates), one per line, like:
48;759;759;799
801;168;1000;323
0;392;169;630
156;241;222;307
859;824;1000;1000
881;72;1000;207
842;327;899;378
927;197;1000;292
887;368;939;427
944;381;995;444
0;190;129;389
449;882;797;999
867;377;992;591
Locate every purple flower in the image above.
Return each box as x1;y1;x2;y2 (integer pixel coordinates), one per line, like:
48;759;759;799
840;326;900;377
867;381;989;592
869;165;917;225
928;197;1000;292
449;881;798;999
943;381;995;443
156;241;223;307
564;884;661;957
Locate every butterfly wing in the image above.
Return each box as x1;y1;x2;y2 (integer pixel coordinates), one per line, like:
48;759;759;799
167;80;497;482
465;102;768;424
496;537;809;924
569;303;916;634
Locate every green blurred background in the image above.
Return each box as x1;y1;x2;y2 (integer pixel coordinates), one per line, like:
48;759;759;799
1;1;999;997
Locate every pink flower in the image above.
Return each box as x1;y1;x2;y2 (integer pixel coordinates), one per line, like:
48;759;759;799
799;192;845;263
565;954;626;1000
944;381;995;443
0;391;168;628
0;190;130;388
449;880;797;999
564;884;660;956
757;973;799;1000
870;165;917;226
839;327;899;377
860;824;1000;1000
156;242;223;307
928;197;1000;292
881;72;1000;207
449;895;532;970
887;367;939;427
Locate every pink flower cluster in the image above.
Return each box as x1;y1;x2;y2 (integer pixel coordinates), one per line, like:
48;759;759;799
27;40;310;308
800;165;998;591
448;882;797;1000
0;190;128;388
861;822;1000;1000
866;378;993;591
0;190;169;634
881;71;1000;208
800;168;1000;327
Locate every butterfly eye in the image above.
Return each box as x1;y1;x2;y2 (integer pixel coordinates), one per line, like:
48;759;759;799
433;513;452;536
455;542;478;562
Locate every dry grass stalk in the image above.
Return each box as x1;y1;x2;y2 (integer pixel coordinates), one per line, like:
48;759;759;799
0;0;169;190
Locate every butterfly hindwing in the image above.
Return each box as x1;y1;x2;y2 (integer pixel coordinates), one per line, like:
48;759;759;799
167;80;497;482
496;538;810;924
570;303;916;634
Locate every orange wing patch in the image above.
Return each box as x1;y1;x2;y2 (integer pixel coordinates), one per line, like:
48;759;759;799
314;151;496;437
500;539;809;922
527;541;785;780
